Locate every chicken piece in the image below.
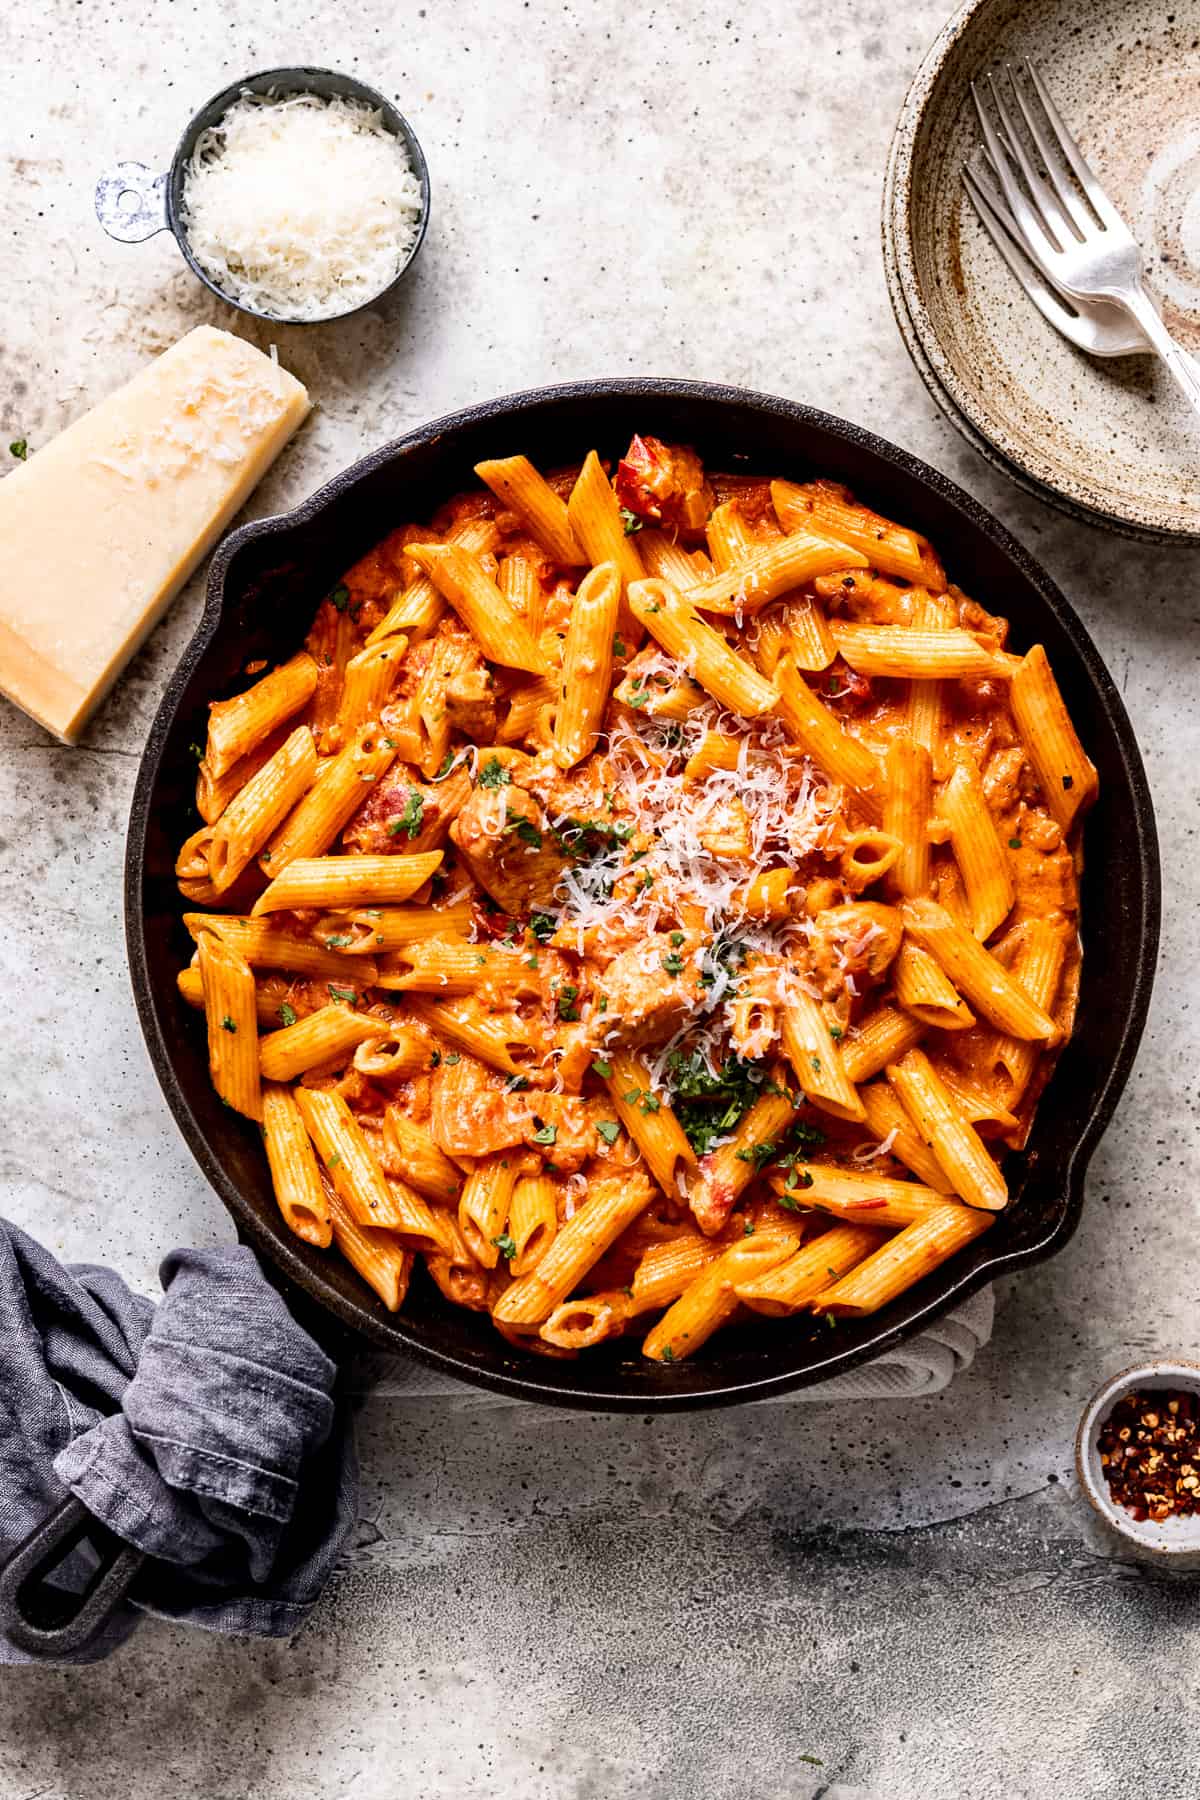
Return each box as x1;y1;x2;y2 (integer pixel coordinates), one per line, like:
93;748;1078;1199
429;1053;529;1157
343;763;455;855
598;936;706;1047
451;783;570;914
615;436;715;534
806;902;903;998
521;1092;597;1174
444;662;498;741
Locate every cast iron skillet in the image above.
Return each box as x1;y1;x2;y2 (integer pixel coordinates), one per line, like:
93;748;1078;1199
124;379;1160;1411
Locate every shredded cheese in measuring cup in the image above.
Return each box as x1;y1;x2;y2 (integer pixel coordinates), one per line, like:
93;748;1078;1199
181;91;423;321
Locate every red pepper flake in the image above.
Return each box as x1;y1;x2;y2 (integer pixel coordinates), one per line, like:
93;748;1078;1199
846;1198;888;1210
1097;1389;1200;1523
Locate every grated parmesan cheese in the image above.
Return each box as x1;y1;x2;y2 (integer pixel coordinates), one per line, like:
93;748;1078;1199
181;92;423;321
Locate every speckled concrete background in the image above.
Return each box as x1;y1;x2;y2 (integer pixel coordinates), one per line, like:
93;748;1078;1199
0;1;1198;1795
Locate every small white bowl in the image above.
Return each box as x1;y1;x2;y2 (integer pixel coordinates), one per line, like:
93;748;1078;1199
1076;1360;1200;1564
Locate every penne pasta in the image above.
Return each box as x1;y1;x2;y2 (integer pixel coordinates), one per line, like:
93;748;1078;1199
327;1188;413;1312
259;724;398;874
771;478;946;590
773;655;884;812
508;1173;558;1276
408;543;549;674
939;759;1014;940
885;1049;1008;1212
840;1004;926;1085
603;1049;697;1197
990;919;1069;1104
830;622;1007;681
251;851;443;916
458;1152;520;1269
858;1079;956;1191
262;1083;332;1247
205;652;319;778
183;913;379;987
900;898;1059;1041
772;1161;955;1226
687;1084;798;1237
627;578;779;717
642;1227;801;1361
382;1108;463;1203
1010;645;1098;832
735;1223;887;1315
207;726;318;893
883;737;933;899
259;1002;385;1081
815;1204;993;1317
197;933;261;1121
780;990;867;1123
366;517;500;646
553;560;621;768
335;636;407;742
566;451;647;603
682;530;868;616
894;941;976;1031
492;1170;655;1326
475;454;587;565
294;1087;441;1242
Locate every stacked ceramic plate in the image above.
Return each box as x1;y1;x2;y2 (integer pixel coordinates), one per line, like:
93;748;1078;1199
883;0;1200;542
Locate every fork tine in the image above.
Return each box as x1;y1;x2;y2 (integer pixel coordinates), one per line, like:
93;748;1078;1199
971;80;1062;271
983;71;1078;253
963;163;1084;335
1023;59;1125;233
1004;65;1095;240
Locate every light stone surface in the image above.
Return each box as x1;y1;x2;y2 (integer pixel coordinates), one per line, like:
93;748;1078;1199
0;0;1198;1794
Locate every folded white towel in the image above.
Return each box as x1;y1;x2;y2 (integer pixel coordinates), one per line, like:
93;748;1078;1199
358;1288;993;1406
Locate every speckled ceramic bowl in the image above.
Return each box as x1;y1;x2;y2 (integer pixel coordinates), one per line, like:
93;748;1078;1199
1076;1361;1200;1563
885;0;1200;541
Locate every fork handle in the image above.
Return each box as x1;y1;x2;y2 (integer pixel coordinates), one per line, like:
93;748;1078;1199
1117;289;1200;419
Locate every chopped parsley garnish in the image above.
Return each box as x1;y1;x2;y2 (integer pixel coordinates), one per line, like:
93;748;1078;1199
492;1232;517;1262
665;1050;764;1156
529;911;557;943
327;984;358;1004
477;755;511;789
324;933;352;948
327;1152;342;1169
810;1055;822;1073
278;1002;297;1027
220;1015;237;1034
744;1219;755;1236
188;741;204;760
640;1093;661;1114
9;439;28;460
557;984;581;1022
331;584;350;612
389;790;425;839
444;1052;461;1065
591;1058;613;1079
429;1050;441;1068
531;1123;557;1146
504;808;543;850
505;1074;531;1091
828;1025;844;1041
619;507;644;535
663;952;685;976
596;1119;621;1146
669;930;685;947
735;1140;777;1170
660;1343;675;1363
431;751;461;781
1009;836;1023;849
613;635;628;657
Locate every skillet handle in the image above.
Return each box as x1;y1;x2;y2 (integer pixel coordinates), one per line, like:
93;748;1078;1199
0;1494;145;1658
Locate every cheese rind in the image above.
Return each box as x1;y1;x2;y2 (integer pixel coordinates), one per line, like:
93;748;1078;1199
0;326;311;741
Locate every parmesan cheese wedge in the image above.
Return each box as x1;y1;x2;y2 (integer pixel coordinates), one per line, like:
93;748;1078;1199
0;326;311;742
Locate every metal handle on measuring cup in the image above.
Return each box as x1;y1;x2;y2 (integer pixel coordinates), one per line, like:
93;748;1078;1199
94;161;170;243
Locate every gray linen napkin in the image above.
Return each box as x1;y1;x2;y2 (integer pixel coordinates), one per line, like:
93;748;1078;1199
0;1221;356;1663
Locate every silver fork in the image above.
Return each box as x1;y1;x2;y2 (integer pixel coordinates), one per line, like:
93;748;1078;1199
962;154;1150;357
971;58;1200;418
